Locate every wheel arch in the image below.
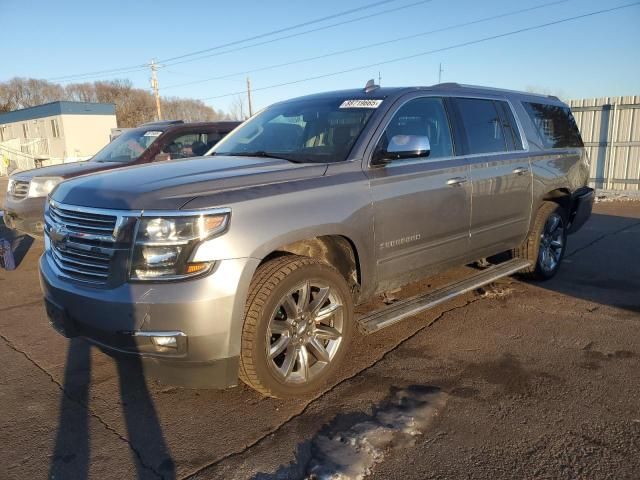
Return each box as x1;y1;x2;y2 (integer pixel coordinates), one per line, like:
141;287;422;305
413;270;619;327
258;234;363;301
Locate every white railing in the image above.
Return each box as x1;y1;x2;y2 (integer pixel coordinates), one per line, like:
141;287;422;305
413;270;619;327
20;137;50;158
0;143;38;175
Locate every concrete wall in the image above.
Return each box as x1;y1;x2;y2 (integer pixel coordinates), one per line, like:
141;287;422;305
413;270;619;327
60;114;116;158
0;113;116;161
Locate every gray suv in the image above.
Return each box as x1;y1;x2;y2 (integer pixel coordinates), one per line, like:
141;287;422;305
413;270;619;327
39;83;594;398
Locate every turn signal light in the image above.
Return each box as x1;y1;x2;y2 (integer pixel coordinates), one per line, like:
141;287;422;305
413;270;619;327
186;263;209;274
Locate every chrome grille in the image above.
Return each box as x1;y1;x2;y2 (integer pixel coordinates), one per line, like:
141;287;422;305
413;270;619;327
49;202;117;236
50;241;111;283
9;179;30;199
45;202;121;285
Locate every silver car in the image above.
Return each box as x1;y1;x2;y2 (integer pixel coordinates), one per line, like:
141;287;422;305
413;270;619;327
39;83;594;397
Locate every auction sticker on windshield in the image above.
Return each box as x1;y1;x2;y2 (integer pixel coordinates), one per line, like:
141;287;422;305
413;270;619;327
143;131;163;137
339;99;383;109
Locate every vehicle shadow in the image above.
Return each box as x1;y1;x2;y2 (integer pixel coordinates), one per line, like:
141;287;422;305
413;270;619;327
49;338;176;479
0;215;34;269
523;211;640;313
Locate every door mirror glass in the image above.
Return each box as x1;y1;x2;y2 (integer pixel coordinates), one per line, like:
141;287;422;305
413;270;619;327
387;134;431;158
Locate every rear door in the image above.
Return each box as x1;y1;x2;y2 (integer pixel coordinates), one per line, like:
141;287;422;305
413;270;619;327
365;95;471;290
450;97;533;256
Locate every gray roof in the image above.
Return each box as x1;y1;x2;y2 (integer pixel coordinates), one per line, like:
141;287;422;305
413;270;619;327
0;101;116;124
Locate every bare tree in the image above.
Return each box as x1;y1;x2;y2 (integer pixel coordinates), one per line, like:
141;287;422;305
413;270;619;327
228;95;247;121
0;77;64;111
0;76;231;127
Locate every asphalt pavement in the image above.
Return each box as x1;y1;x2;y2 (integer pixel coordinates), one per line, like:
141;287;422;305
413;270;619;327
0;178;638;480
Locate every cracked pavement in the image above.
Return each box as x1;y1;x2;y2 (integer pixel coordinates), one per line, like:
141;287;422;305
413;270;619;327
1;182;639;479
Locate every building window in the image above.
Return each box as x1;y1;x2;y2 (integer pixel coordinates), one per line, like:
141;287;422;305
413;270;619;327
0;126;5;142
51;119;60;138
22;123;29;138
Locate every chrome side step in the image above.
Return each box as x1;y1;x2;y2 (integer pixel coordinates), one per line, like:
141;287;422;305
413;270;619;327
357;258;531;335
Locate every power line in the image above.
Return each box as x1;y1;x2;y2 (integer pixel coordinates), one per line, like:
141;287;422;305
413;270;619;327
198;2;640;102
48;64;148;83
44;0;401;83
161;0;435;69
158;0;400;64
163;0;571;90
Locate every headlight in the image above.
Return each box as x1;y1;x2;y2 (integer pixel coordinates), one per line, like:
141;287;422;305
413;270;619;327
28;177;63;198
130;212;229;281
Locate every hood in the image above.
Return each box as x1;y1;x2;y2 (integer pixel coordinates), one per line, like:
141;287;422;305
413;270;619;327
11;160;121;181
51;155;328;210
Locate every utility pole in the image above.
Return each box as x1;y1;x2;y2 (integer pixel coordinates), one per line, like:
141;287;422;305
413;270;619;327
246;77;253;118
150;59;162;121
378;71;382;86
438;63;444;84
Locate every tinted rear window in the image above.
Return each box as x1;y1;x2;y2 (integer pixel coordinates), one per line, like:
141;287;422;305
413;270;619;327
523;102;583;149
455;98;507;155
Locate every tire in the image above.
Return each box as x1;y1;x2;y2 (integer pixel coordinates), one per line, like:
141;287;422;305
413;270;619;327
513;201;568;280
238;255;354;398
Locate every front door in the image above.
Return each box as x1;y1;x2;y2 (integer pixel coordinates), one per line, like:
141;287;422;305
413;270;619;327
365;96;471;291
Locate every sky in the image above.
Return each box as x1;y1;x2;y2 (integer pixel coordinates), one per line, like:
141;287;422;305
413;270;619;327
1;0;639;113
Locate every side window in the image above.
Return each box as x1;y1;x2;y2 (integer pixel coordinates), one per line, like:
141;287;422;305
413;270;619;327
378;97;453;160
522;102;583;149
454;98;507;154
162;132;213;159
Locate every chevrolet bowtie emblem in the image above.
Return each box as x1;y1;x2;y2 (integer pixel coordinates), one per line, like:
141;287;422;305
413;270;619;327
49;225;68;243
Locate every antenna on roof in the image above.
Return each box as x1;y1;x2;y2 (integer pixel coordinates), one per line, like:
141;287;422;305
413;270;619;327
364;79;379;93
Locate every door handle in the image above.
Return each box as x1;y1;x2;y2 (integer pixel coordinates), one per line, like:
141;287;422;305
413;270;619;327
446;177;468;187
512;167;529;176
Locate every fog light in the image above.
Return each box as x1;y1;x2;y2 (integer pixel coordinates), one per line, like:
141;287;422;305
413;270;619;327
152;336;178;348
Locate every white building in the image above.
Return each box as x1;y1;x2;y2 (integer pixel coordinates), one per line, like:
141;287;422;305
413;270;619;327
0;101;117;173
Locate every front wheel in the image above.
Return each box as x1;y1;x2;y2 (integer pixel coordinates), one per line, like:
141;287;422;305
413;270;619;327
239;255;354;398
514;201;568;280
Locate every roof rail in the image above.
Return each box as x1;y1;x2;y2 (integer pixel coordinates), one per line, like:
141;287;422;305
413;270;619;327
432;82;562;101
432;82;461;88
138;120;184;127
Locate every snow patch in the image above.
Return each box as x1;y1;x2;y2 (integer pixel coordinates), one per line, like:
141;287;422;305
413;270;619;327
260;386;447;480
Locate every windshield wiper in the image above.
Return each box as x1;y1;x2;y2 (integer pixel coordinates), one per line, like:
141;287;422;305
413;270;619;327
217;151;301;163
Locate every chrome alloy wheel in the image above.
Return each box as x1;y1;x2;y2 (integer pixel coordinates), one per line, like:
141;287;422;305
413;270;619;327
539;212;565;273
266;280;344;384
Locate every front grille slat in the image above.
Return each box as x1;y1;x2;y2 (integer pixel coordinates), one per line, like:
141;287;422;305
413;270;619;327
49;210;116;234
46;202;122;286
49;208;116;225
51;248;109;271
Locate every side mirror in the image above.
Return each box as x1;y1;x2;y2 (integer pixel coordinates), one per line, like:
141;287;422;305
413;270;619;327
154;153;171;162
372;135;431;166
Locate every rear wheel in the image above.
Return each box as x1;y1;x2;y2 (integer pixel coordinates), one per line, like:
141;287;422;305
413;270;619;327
514;201;567;280
239;255;353;398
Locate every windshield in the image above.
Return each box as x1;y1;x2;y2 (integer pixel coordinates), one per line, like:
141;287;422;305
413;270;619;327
212;97;380;163
92;129;163;163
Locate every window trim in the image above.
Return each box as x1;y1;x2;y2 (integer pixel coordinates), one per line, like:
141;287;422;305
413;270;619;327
366;93;529;168
366;94;458;168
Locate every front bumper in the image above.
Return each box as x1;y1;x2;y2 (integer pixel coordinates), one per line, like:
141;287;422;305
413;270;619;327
568;187;595;234
3;196;47;237
40;253;260;388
